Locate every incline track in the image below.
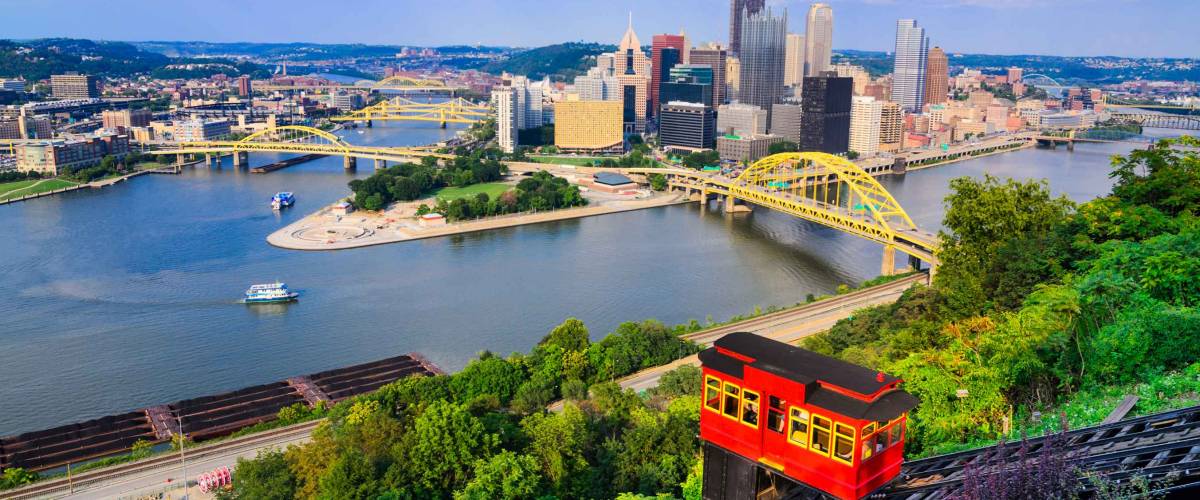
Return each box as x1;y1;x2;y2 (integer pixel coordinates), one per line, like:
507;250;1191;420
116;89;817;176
879;404;1200;498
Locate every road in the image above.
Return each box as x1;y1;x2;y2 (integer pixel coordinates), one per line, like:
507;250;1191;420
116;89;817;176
4;274;925;499
2;422;318;500
556;272;927;405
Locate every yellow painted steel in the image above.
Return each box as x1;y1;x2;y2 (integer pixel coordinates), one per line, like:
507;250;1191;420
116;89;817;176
331;97;489;125
152;125;453;161
621;152;939;265
372;76;448;89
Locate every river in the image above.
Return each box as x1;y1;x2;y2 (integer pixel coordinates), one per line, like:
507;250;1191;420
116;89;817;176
0;124;1180;434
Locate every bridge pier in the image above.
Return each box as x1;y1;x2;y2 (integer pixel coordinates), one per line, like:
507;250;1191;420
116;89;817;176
175;154;184;166
365;120;373;128
723;194;751;214
232;151;247;167
205;153;212;166
881;245;896;276
344;156;357;170
374;159;387;170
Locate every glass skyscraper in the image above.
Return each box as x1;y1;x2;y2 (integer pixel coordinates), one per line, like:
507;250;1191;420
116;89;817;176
891;19;929;112
737;7;787;129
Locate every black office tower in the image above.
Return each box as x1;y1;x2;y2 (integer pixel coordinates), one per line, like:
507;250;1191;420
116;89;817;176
800;74;852;154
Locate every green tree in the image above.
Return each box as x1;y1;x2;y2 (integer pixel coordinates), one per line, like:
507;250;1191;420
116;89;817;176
648;173;668;191
406;401;499;494
540;317;591;352
521;403;591;493
767;141;799;155
454;451;544;500
450;354;528;404
221;450;296;500
317;450;381;500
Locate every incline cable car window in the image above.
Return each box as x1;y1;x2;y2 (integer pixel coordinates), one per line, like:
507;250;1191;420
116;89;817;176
705;376;722;413
811;415;832;455
723;382;741;419
741;390;760;428
833;423;855;465
890;419;904;445
767;396;785;434
788;407;809;447
861;423;877;461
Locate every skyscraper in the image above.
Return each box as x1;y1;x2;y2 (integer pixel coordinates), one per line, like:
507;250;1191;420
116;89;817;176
728;0;765;56
237;75;252;97
924;46;948;106
891;19;929;112
662;65;714;107
737;7;787;129
492;87;518;153
651;34;687;116
804;3;833;77
689;45;728;108
800;74;852;154
784;33;805;87
849;96;883;157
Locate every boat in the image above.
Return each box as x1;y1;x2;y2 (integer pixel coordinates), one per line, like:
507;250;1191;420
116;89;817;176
271;192;295;210
244;282;299;304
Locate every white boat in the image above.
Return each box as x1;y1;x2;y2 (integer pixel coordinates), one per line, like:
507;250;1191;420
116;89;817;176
244;282;299;304
271;192;295;210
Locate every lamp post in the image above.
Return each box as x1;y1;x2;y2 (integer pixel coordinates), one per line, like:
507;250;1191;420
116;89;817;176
177;414;187;499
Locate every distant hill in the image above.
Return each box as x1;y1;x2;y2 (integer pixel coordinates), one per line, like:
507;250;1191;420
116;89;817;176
134;41;508;61
0;38;272;81
836;48;1200;83
474;42;616;82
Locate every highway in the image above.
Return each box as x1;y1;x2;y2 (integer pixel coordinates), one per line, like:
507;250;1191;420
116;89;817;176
3;273;926;499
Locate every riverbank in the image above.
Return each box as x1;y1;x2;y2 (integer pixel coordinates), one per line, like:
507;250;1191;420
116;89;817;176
0;165;182;205
267;189;690;250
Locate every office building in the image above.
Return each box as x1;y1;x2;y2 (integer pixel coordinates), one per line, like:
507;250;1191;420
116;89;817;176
554;99;623;153
492;86;518;153
784;33;806;87
616;73;649;134
659;101;715;150
615;15;650;78
16;133;129;176
651;34;687;114
50;74;100;99
924;46;949;106
330;92;365;112
770;102;802;142
717;103;768;136
804;3;833;77
800;74;852;154
174;119;232;142
891;19;929;112
1;113;53;140
0;78;25;92
1007;67;1023;85
728;0;766;56
574;68;621;101
505;75;546;130
661;65;714;107
849;96;883;157
717;134;783;163
689;46;728;107
237;75;252;97
101;109;152;131
737;7;787;128
880;101;903;151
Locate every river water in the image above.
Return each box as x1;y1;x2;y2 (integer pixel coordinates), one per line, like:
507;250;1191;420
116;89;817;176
0;124;1179;434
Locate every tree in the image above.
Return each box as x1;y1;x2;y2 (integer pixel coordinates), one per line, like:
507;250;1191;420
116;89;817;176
648;173;668;191
450;354;527;405
768;141;799;155
521;403;592;494
406;401;499;494
540;317;591;352
846;150;860;160
454;451;543;500
935;174;1074;317
317;450;381;500
648;364;701;399
221;450;296;500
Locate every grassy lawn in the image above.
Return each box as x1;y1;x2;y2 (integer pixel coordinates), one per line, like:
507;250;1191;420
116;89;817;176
528;156;608;166
432;182;511;201
0;178;78;201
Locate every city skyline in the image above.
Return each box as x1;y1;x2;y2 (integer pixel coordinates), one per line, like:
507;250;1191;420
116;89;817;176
1;0;1197;59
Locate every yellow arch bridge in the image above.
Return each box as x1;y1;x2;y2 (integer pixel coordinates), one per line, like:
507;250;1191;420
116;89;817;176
151;125;453;170
331;97;489;127
622;152;940;274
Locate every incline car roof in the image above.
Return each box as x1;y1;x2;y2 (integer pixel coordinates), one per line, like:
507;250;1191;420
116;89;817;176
702;332;919;421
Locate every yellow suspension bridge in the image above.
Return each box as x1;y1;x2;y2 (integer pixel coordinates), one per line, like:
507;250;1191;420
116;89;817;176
331;97;490;128
150;125;453;170
618;152;940;274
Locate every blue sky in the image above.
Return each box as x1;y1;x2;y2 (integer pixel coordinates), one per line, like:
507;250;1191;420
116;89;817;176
1;0;1195;58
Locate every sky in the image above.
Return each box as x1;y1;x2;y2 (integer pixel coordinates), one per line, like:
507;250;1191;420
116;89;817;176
1;0;1196;58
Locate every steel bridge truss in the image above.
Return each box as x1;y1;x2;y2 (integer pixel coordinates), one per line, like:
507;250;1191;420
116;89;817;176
152;125;452;162
331;98;490;126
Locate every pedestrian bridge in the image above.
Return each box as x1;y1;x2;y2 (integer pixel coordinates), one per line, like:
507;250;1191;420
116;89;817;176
622;152;940;273
151;125;453;169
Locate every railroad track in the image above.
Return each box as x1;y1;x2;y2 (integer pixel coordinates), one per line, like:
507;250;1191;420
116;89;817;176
879;404;1200;498
1;420;321;500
